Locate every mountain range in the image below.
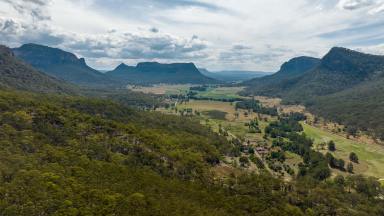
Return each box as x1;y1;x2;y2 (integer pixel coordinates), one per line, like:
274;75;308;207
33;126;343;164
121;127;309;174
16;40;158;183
13;43;218;86
106;62;218;84
12;44;118;87
0;45;75;94
4;42;384;138
243;47;384;138
199;69;272;82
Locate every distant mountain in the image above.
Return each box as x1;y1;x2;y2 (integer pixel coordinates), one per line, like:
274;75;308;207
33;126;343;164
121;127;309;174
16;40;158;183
106;62;219;84
282;47;384;99
0;45;75;94
243;47;384;138
242;56;320;96
13;44;118;87
199;69;272;82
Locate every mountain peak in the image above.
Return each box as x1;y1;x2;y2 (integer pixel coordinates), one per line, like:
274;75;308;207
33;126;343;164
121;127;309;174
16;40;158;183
325;47;361;59
106;61;217;84
321;46;384;72
279;56;320;75
0;44;74;93
113;63;136;72
13;43;118;87
13;43;80;65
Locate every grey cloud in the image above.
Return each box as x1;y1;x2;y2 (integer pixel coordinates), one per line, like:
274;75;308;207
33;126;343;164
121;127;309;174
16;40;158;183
0;18;63;46
1;0;51;21
86;0;231;24
232;44;252;50
149;27;159;33
337;0;375;10
219;44;289;64
92;0;224;12
115;34;208;60
0;15;208;61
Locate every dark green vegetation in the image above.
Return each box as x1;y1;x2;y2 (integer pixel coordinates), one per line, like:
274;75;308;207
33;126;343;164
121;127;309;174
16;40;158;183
83;88;164;110
242;56;320;95
0;91;383;215
199;68;272;82
236;99;278;116
202;110;227;120
106;62;218;84
13;43;119;87
243;47;384;139
0;45;75;94
2;41;384;215
266;113;352;180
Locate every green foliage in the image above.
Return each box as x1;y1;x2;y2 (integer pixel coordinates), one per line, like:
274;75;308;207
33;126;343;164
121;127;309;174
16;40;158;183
349;152;359;163
0;90;383;215
202;110;228;120
347;162;354;173
236;99;278;116
266;115;331;181
0;45;75;94
247;119;261;133
243;47;384;139
265;114;303;138
328;140;336;151
239;156;250;167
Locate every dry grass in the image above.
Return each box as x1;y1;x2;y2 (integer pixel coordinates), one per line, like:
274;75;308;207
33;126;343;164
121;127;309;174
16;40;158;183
128;84;193;95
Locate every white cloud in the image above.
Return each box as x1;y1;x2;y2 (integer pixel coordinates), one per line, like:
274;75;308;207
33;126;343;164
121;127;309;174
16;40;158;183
369;2;384;13
0;0;383;71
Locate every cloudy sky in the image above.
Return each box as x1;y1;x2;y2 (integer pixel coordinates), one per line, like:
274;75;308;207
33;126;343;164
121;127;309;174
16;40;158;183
1;0;384;71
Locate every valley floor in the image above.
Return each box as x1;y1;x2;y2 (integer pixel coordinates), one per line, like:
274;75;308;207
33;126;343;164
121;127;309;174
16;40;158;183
152;85;384;182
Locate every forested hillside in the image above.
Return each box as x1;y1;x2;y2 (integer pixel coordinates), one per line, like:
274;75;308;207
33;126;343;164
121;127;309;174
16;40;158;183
0;45;75;94
243;47;384;139
0;90;383;215
106;62;218;84
242;56;320;96
13;44;120;87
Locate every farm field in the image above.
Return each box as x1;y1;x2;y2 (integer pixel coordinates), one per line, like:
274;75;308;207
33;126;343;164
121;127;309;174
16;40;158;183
157;85;384;181
129;84;248;100
194;86;247;100
303;123;384;179
174;99;295;180
128;84;192;95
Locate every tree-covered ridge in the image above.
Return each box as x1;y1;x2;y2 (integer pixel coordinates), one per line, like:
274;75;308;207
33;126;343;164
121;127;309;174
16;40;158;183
12;43;120;87
242;47;384;139
106;62;219;84
0;90;383;215
0;45;75;94
241;56;320;96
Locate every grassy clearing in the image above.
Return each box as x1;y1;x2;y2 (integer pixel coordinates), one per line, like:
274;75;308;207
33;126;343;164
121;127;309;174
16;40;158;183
177;100;236;119
303;123;384;179
128;84;192;95
202;110;227;120
196;87;247;100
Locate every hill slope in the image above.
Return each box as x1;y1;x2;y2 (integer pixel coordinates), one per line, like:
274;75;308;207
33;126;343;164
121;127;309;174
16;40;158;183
106;62;219;84
243;47;384;138
0;45;75;94
242;56;320;96
283;47;384;100
0;90;382;215
13;44;118;87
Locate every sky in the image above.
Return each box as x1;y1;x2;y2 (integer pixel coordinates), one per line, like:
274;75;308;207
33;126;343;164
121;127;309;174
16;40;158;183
0;0;384;71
